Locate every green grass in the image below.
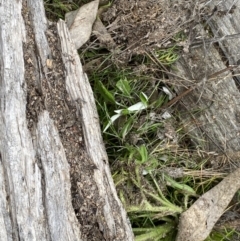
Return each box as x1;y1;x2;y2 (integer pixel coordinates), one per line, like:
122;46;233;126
44;1;240;240
206;228;240;241
81;48;230;240
44;0;79;20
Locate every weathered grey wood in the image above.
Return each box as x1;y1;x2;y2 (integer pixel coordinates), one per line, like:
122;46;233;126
170;0;240;152
172;46;240;152
0;0;133;240
27;0;50;74
57;19;134;240
0;157;12;241
0;1;48;240
169;1;240;153
207;0;240;67
36;111;82;241
174;1;240;240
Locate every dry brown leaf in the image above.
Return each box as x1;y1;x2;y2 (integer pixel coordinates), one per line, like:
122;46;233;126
65;0;99;49
92;18;115;49
176;167;240;241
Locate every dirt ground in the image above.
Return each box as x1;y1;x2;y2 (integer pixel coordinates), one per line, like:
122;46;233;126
101;0;213;60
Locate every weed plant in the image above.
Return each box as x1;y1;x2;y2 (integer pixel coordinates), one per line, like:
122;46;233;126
81;47;237;240
44;0;78;20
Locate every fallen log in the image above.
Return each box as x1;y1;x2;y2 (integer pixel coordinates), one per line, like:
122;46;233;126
173;1;240;240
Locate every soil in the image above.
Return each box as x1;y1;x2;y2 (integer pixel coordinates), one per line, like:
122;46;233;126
101;0;211;62
22;4;105;240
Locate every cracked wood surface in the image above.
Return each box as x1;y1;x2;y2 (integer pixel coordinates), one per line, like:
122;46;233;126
175;1;240;240
57;19;134;240
172;0;240;153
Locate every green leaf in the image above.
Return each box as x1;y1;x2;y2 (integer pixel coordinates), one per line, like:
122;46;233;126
134;223;173;241
120;116;134;139
138;145;148;163
139;92;148;106
116;78;131;96
96;80;115;104
164;174;197;197
118;109;130;115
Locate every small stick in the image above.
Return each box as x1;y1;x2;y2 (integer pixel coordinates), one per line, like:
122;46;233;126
161;65;238;110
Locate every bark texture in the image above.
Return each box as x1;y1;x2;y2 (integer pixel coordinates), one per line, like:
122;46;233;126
174;1;240;240
171;0;240;153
